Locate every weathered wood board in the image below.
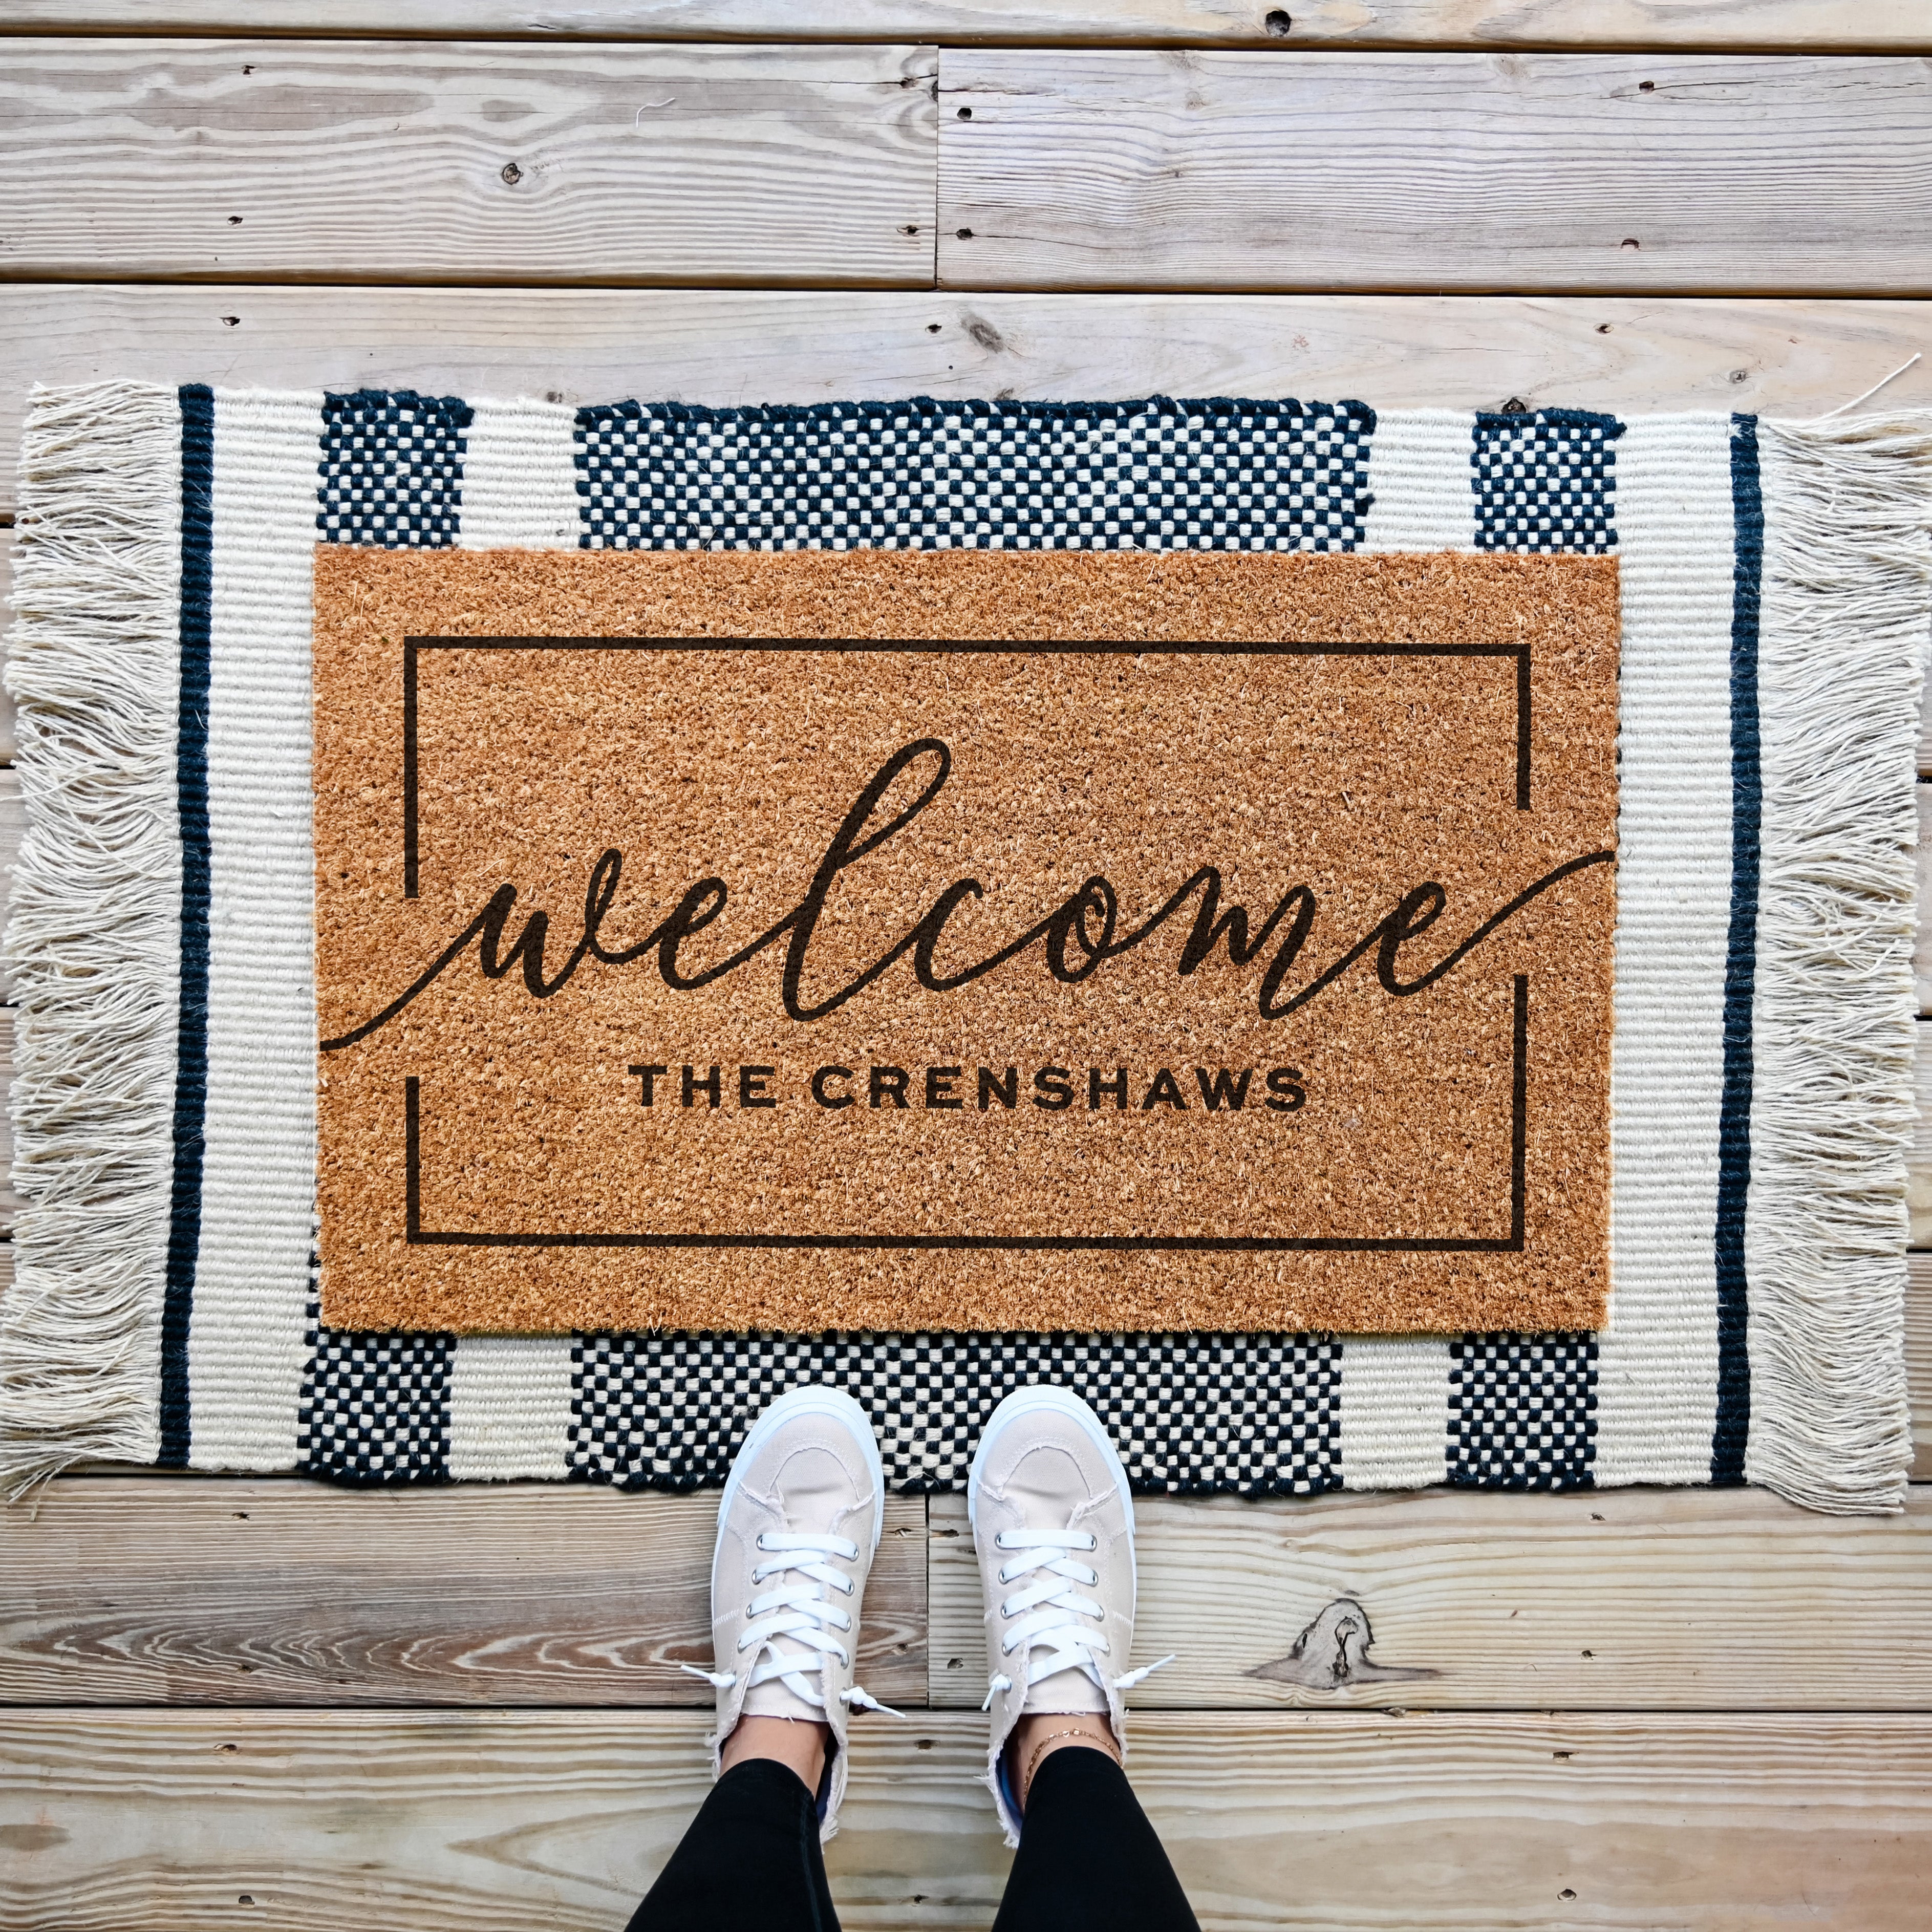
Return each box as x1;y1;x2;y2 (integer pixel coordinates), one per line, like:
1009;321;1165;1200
7;1475;1924;1710
0;1476;927;1707
2;1;1926;51
937;52;1932;293
4;1708;1929;1930
5;286;1932;522
929;1485;1932;1709
0;38;937;287
8;45;1932;293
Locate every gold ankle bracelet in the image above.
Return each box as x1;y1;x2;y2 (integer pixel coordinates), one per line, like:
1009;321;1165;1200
1020;1726;1121;1799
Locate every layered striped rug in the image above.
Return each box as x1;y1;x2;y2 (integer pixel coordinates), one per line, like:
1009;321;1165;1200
3;385;1925;1512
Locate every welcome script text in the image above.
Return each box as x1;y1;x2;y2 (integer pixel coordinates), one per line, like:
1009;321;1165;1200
322;737;1614;1054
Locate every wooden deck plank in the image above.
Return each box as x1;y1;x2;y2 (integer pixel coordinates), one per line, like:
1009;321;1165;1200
4;1708;1929;1930
937;51;1932;293
0;1477;927;1708
928;1485;1932;1711
2;1;1927;53
0;37;937;287
6;286;1932;521
5;1477;1924;1711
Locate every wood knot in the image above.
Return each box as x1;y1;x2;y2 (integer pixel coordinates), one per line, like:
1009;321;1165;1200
1245;1597;1438;1690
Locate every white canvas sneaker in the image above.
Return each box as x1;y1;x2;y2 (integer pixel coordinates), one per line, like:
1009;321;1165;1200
967;1384;1173;1844
688;1384;896;1839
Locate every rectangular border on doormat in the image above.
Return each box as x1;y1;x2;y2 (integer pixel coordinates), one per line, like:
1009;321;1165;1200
390;631;1543;1257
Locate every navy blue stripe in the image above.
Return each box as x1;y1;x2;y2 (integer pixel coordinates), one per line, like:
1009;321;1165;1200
1711;414;1763;1483
159;384;215;1467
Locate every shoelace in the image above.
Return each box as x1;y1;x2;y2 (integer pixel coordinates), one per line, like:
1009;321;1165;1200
682;1530;903;1718
979;1527;1175;1710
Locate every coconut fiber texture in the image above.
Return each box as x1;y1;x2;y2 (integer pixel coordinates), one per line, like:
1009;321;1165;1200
313;546;1619;1339
1;388;1922;1514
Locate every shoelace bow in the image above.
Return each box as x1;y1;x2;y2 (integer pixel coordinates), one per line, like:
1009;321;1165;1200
683;1530;903;1718
980;1526;1174;1710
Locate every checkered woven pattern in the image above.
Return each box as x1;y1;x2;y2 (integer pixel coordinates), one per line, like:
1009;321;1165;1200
574;397;1376;553
1452;410;1615;1489
570;1332;1342;1495
292;387;1608;1499
304;388;471;1477
1447;1334;1598;1490
1471;408;1620;555
297;1293;455;1484
317;389;471;549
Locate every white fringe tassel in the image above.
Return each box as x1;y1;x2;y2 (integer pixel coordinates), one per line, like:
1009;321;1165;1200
0;382;182;1493
1747;413;1932;1513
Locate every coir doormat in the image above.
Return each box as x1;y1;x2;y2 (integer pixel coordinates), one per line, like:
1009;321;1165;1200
313;546;1617;1337
2;387;1924;1514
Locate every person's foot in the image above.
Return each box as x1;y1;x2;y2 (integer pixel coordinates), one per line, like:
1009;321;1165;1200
691;1384;895;1840
967;1385;1171;1844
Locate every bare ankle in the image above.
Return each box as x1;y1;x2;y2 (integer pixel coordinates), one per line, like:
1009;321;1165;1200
1006;1710;1119;1807
720;1714;830;1793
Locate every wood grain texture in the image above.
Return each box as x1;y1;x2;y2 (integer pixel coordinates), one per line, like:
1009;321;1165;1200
7;285;1932;518
4;1708;1930;1930
0;38;937;286
929;1485;1932;1710
938;52;1932;293
2;1;1926;51
0;1479;925;1707
10;1476;1925;1712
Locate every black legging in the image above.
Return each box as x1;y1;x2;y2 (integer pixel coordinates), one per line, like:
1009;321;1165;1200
627;1746;1199;1932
